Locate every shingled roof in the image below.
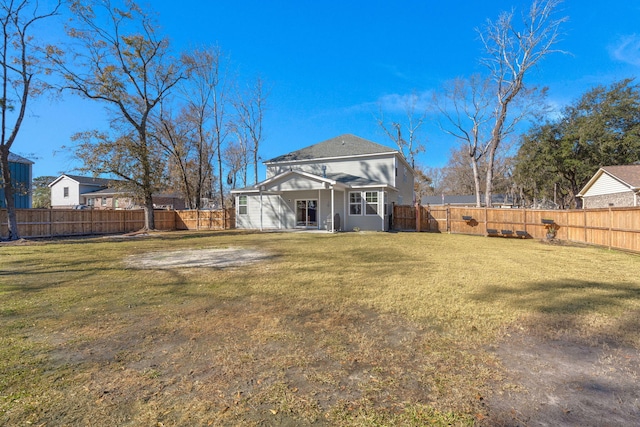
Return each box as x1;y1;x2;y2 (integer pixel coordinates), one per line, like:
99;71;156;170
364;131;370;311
601;165;640;188
265;134;397;163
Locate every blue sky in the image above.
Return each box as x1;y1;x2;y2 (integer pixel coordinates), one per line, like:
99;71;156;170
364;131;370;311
15;0;640;181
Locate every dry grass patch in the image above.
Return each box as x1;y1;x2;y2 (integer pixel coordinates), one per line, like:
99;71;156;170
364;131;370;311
1;231;639;425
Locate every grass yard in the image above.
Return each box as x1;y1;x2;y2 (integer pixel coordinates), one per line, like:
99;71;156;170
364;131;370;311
1;231;639;426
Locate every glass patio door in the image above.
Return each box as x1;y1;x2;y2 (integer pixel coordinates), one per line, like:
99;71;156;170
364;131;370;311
296;200;318;227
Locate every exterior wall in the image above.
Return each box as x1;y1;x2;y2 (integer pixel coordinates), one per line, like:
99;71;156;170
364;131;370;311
236;194;283;229
582;173;630;197
583;191;636;209
267;155;397;186
236;189;350;230
0;160;32;208
344;189;389;232
51;177;82;208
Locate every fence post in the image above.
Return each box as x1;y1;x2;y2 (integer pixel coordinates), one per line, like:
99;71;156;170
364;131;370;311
484;207;488;235
415;203;421;232
446;205;450;233
609;206;613;250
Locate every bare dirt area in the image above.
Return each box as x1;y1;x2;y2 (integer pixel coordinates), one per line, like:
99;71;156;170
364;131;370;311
126;247;273;269
42;298;447;425
486;325;640;426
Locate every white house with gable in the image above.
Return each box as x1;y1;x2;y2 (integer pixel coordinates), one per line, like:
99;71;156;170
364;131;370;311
577;165;640;208
231;134;415;231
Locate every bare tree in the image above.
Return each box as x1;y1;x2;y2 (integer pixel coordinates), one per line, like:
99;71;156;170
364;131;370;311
152;104;197;208
479;0;565;206
47;0;183;230
0;0;60;240
434;75;492;206
377;91;426;169
233;76;267;185
223;126;248;189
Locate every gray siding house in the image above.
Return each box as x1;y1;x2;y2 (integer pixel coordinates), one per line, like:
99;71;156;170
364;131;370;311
578;165;640;208
231;134;415;231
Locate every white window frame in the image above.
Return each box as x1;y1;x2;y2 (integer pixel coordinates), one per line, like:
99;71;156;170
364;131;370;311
238;195;248;215
349;192;362;216
63;186;69;198
365;191;378;215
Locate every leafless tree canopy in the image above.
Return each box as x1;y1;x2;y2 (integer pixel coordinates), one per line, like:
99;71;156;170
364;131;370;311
48;0;185;229
0;0;60;240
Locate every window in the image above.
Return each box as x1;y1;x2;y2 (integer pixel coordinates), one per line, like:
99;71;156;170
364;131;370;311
101;197;107;206
349;192;362;215
238;195;248;215
88;198;94;206
63;187;69;198
365;191;378;215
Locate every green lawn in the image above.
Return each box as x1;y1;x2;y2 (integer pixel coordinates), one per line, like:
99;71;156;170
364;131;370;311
1;231;639;426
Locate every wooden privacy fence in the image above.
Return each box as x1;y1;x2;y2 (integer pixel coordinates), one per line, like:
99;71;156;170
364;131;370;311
393;204;640;253
0;208;235;239
174;209;235;231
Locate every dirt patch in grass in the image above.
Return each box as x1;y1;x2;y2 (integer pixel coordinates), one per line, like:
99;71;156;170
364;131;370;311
32;297;477;425
126;247;273;269
486;320;640;426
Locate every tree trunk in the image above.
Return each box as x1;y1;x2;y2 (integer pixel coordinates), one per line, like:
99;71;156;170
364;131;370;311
471;157;482;207
143;192;155;230
0;148;19;240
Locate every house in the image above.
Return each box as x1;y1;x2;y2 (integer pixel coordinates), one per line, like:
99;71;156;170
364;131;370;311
0;152;33;208
577;165;640;208
49;174;186;210
231;134;415;231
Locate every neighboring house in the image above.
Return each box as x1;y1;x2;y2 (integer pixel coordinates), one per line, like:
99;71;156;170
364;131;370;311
0;152;33;208
577;165;640;208
49;174;185;210
231;134;415;232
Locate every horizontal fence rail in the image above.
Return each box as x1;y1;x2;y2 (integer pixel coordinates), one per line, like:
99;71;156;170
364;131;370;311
393;204;640;253
0;208;235;239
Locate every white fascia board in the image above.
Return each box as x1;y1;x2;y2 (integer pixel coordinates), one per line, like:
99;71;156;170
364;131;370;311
48;174;77;188
576;168;605;197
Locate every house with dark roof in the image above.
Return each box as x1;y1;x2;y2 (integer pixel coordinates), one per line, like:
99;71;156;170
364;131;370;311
577;165;640;208
48;174;185;210
0;153;33;209
231;134;415;231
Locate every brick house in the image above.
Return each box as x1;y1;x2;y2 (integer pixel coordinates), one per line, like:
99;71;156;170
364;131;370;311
577;165;640;208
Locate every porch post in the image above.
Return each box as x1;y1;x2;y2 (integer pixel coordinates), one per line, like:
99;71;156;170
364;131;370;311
318;189;322;230
380;189;384;231
259;187;263;231
331;187;335;232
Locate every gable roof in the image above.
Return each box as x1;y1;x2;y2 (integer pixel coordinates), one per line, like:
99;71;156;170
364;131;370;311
601;165;640;188
8;152;34;165
48;174;119;188
578;165;640;196
265;134;398;163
